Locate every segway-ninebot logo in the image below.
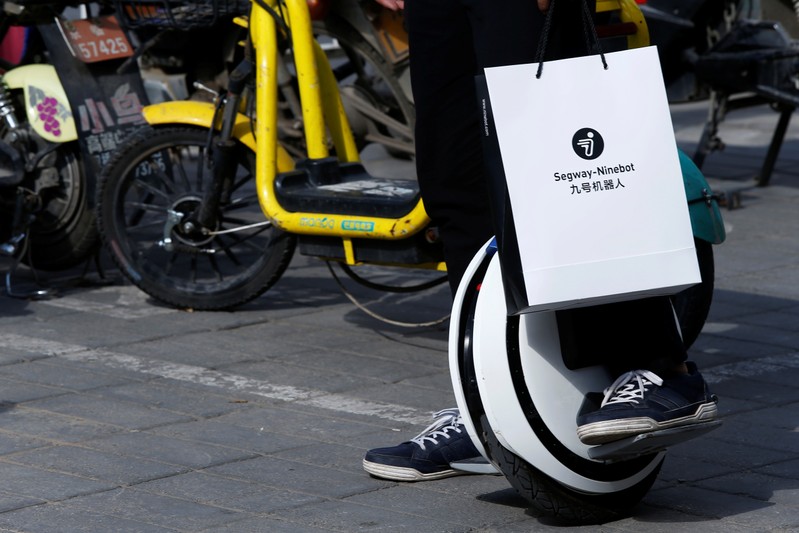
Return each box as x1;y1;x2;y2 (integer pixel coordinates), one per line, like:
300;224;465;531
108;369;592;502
572;128;604;160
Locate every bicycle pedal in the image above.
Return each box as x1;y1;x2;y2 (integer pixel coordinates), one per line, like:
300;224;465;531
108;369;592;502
587;420;722;463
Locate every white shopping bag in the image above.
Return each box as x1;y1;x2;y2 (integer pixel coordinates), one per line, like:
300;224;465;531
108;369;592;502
481;46;700;314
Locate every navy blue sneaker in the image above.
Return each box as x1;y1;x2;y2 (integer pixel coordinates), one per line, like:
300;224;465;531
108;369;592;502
576;362;718;445
363;408;488;481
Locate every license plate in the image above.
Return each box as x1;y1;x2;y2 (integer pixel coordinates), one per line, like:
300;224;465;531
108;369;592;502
58;15;134;63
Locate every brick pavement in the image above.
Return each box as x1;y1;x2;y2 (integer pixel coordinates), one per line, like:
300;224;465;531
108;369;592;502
0;98;797;531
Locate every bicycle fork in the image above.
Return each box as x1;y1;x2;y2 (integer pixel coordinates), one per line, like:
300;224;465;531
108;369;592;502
167;59;254;244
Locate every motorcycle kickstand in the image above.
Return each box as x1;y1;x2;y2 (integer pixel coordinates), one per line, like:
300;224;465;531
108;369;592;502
3;237;51;300
1;190;51;299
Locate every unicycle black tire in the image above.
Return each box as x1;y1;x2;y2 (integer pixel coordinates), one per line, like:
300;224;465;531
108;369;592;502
96;126;296;310
479;414;661;525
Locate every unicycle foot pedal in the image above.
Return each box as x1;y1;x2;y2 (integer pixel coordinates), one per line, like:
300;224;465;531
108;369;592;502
587;420;722;462
449;457;501;475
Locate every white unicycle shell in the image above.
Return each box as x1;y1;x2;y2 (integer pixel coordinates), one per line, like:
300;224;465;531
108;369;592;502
448;240;663;497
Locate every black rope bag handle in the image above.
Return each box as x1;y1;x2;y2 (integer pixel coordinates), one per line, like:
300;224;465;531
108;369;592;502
535;0;608;79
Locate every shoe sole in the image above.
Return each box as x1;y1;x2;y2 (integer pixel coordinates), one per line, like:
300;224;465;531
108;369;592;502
577;401;719;446
362;459;464;482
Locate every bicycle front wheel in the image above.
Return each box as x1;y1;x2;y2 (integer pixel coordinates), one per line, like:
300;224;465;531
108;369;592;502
97;126;296;310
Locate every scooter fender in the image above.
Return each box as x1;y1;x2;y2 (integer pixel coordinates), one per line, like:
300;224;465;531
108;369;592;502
3;64;77;143
141;101;295;170
678;148;726;245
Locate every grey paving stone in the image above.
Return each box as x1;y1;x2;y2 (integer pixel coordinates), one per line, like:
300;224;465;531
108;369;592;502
693;471;799;506
24;392;194;431
0;491;44;514
0;432;49;457
700;322;799;350
754;457;799;481
270;441;374;476
205;456;378;499
88;380;256;419
217;405;390;442
700;416;799;454
605;506;765;533
81;432;258;469
727;403;799;431
0;462;115;501
65;488;244;531
149;419;317;455
0;359;132;392
690;333;791;362
345;483;526;530
220;358;406;394
8;445;188;485
196;515;337;532
644;484;796;530
0;377;68;404
0;503;179;533
709;377;799;405
135;471;325;514
665;432;796;470
0;407;123;443
269;499;461;532
656;452;738;485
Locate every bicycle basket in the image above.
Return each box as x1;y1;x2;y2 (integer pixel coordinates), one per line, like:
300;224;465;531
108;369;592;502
114;0;250;30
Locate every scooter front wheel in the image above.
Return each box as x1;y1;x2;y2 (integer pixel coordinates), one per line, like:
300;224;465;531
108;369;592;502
96;126;296;310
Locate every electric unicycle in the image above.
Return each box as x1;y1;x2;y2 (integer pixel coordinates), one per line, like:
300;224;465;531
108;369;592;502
449;239;720;524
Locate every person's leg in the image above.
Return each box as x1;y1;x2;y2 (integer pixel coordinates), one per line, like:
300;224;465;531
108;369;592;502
364;0;549;482
362;0;488;482
407;0;493;296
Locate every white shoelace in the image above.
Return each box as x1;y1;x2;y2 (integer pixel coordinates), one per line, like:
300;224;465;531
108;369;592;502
600;369;664;408
410;408;463;450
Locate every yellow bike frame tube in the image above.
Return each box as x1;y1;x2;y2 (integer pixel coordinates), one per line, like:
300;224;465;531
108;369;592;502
251;0;431;242
282;0;328;160
314;41;360;163
251;3;285;225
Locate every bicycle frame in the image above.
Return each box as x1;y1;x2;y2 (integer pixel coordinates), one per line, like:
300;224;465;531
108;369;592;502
139;0;663;270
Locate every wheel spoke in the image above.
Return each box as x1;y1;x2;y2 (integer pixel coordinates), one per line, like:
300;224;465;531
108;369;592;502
133;175;172;200
124;200;168;214
170;145;195;191
230;172;254;193
219;227;270;255
207;253;224;281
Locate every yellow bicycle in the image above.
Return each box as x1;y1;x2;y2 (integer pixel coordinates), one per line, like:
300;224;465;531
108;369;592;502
96;0;658;310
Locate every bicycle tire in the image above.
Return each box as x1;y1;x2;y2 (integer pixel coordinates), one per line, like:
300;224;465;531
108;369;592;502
96;125;296;310
26;144;99;271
